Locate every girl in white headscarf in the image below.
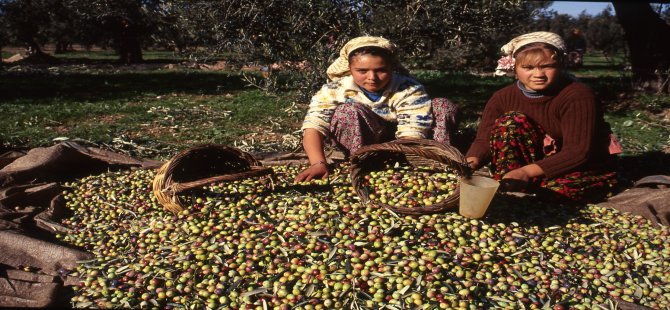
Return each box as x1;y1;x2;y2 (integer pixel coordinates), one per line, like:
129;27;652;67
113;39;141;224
295;36;458;182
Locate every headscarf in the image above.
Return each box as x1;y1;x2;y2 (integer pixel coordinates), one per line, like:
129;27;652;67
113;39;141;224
494;31;567;77
501;31;567;57
326;36;408;81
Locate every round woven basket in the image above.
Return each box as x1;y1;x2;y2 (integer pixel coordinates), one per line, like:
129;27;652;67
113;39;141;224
349;138;470;215
153;144;274;213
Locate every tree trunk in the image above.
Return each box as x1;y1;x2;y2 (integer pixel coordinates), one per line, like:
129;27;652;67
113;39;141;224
117;21;143;64
54;41;70;54
612;2;670;94
25;40;45;56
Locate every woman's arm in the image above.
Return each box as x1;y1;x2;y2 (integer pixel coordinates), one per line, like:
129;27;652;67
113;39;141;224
296;81;344;183
301;82;340;138
294;129;329;182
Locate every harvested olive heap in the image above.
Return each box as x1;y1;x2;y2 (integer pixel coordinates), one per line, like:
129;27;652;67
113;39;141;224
57;164;670;309
362;165;459;208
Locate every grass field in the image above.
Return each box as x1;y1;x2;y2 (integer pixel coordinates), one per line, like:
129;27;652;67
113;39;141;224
1;49;669;181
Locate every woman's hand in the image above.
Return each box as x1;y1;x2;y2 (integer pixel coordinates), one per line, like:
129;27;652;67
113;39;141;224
294;162;329;183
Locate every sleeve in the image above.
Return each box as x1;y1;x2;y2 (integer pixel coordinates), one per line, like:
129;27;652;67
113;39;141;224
300;83;340;137
392;80;433;139
465;93;504;163
535;86;596;178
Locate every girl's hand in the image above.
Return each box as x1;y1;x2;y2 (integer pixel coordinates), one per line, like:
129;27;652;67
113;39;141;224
502;164;543;182
502;168;531;182
294;162;329;183
466;157;480;170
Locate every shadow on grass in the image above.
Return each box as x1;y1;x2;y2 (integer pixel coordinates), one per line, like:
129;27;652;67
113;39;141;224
420;73;509;122
0;63;248;102
578;76;632;102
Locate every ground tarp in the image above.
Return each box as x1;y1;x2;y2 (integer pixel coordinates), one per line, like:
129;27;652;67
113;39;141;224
0;141;666;308
0;142;161;308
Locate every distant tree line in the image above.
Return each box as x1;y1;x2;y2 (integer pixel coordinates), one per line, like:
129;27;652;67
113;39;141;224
527;5;627;56
0;0;548;68
0;1;668;93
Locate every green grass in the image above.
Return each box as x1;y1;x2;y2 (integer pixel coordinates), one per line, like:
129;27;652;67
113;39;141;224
572;52;630;78
0;68;300;159
1;50;668;175
607;112;670;154
52;49;187;61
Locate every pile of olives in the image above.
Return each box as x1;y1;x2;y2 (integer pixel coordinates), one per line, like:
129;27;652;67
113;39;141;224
57;163;670;309
361;164;459;208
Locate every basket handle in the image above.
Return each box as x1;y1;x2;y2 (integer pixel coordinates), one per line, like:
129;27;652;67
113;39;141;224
394;140;473;176
166;166;274;194
351;139;473;176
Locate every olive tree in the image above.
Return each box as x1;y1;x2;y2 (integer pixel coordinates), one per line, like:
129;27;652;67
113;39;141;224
0;0;61;56
585;6;625;56
167;0;546;101
0;4;8;60
61;0;165;64
612;1;670;94
365;0;549;70
167;0;365;101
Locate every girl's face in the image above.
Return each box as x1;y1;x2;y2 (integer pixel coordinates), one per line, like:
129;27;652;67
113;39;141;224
515;54;560;92
349;54;392;93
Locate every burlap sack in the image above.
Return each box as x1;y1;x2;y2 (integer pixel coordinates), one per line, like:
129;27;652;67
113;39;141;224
599;175;670;226
0;275;61;308
0;142;162;308
0;150;26;169
0;141;162;188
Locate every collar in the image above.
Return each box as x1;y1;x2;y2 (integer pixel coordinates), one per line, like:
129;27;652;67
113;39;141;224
358;86;385;102
516;80;545;99
341;74;397;101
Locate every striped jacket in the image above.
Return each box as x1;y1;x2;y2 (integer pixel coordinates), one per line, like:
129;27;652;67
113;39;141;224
301;74;433;139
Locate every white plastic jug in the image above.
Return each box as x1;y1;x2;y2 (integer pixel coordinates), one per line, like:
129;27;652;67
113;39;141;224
459;176;500;219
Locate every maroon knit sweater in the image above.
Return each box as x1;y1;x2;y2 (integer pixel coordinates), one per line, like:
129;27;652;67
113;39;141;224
465;79;613;178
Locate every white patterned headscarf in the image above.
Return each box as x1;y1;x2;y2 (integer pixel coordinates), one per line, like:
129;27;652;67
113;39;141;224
326;36;408;81
495;31;567;77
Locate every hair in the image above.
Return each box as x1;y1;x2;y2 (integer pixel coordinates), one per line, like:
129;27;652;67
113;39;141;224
348;46;396;67
514;43;564;68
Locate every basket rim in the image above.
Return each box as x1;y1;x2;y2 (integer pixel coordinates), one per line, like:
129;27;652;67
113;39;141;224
349;139;466;215
152;144;273;213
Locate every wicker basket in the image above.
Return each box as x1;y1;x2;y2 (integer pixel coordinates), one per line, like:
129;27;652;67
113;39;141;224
153;144;274;213
349;138;470;215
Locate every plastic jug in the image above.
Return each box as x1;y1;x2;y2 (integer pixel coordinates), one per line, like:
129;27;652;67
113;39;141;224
459;176;500;219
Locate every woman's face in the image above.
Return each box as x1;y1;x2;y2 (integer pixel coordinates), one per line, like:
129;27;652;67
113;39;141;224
349;54;392;93
515;56;560;92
